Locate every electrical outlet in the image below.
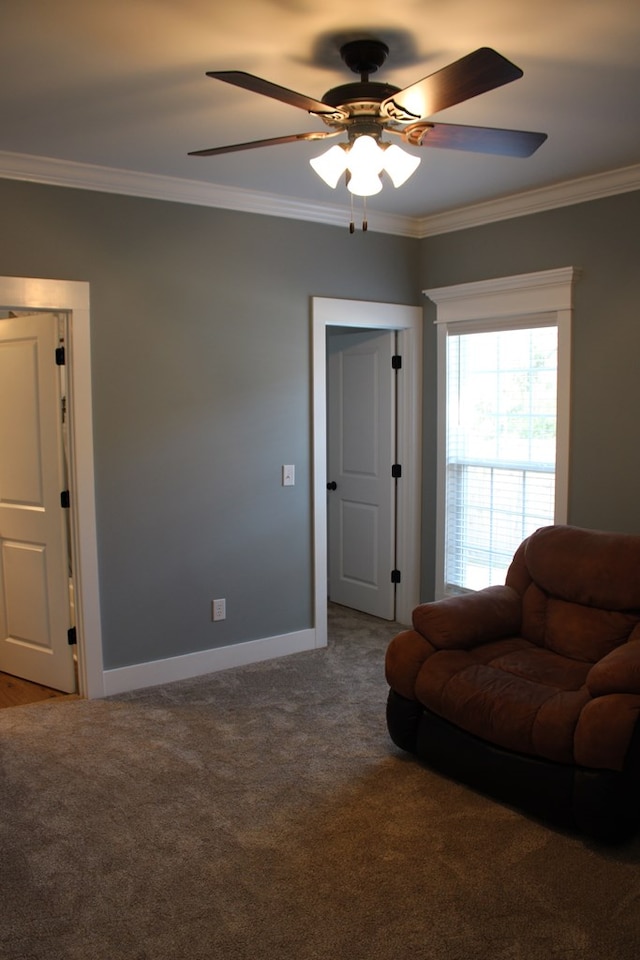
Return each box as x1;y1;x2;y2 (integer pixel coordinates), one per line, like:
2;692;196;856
212;598;226;621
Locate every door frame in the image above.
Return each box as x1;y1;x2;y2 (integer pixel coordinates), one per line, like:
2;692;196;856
0;276;103;698
312;297;423;646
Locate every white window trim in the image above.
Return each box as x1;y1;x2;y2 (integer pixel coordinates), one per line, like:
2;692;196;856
424;267;579;599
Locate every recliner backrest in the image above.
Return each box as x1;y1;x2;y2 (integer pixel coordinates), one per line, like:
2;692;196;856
505;525;640;662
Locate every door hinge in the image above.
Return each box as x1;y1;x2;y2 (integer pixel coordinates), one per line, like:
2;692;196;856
391;569;401;584
55;345;66;366
392;354;402;370
60;490;70;508
67;627;77;646
391;463;402;479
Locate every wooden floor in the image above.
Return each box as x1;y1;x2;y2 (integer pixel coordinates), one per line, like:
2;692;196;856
0;672;78;709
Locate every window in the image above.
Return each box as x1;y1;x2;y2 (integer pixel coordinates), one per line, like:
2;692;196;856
425;268;577;598
445;322;557;591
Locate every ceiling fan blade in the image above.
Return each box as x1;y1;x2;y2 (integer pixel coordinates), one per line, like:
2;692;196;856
188;131;340;157
402;121;547;157
206;71;348;121
381;47;523;123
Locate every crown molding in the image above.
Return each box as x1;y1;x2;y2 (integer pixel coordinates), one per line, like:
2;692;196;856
416;163;640;237
0;149;638;239
0;150;418;238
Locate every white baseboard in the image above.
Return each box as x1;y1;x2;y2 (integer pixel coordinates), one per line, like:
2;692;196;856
102;628;319;697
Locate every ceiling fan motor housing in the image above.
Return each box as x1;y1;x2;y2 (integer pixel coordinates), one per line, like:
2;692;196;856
321;81;400;112
333;41;402;194
340;39;390;77
319;39;400;124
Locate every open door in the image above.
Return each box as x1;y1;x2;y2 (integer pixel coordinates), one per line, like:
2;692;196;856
327;328;396;619
0;312;76;692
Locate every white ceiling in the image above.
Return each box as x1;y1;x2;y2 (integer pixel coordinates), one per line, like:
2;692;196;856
2;0;640;223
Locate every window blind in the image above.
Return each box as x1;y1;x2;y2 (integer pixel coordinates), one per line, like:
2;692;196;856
445;324;558;593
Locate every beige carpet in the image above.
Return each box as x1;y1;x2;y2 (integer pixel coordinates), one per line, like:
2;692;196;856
1;604;639;959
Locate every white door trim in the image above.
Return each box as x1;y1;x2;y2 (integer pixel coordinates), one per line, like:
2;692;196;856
0;276;103;698
312;298;423;647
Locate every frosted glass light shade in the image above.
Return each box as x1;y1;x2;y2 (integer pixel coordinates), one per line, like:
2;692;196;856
309;145;348;188
382;144;421;187
346;135;384;196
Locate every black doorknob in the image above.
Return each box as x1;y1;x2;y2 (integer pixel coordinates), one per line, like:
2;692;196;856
327;481;337;491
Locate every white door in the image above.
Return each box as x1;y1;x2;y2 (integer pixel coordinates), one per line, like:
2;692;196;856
327;329;396;619
0;312;76;692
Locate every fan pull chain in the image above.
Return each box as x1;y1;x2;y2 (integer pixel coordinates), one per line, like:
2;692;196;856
347;195;370;233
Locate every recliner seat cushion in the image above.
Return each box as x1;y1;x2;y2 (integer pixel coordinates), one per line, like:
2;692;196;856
414;640;592;765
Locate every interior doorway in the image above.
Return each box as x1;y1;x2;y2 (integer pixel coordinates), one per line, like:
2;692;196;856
0;311;77;692
0;276;103;699
327;327;397;619
312;297;423;649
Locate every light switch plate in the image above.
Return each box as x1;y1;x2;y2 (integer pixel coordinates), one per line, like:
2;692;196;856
282;465;295;486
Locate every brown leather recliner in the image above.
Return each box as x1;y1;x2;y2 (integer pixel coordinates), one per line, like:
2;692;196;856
385;525;640;840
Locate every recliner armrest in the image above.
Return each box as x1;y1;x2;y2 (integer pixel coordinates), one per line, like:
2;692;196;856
412;584;522;651
385;630;437;700
586;639;640;697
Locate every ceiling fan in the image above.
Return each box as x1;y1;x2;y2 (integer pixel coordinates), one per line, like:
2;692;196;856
189;39;547;200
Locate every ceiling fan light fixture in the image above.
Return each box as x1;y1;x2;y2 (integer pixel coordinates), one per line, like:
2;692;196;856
310;135;421;197
310;136;384;197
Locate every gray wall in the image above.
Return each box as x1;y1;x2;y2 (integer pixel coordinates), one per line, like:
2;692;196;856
2;176;639;667
0;178;418;669
418;190;640;599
